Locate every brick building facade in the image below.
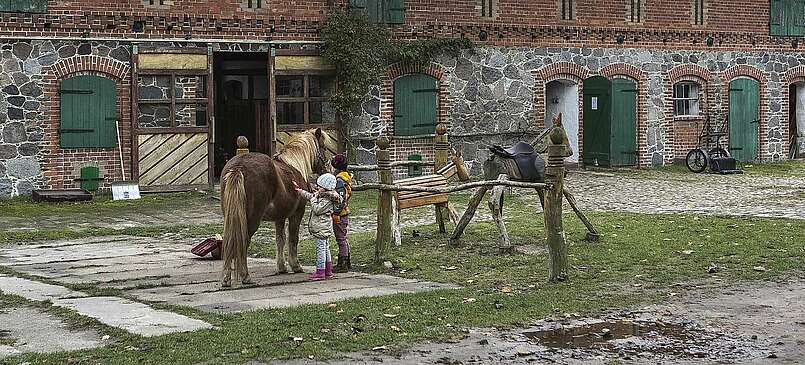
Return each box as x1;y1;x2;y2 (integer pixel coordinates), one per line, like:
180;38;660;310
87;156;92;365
1;0;803;197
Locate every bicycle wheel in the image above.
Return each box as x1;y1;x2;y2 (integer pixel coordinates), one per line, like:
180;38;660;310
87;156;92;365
686;149;708;173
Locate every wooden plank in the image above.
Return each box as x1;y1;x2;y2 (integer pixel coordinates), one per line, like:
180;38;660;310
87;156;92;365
140;134;207;186
138;134;179;171
397;194;449;210
274;56;335;71
396;175;447;185
152;138;208;185
139;54;208;70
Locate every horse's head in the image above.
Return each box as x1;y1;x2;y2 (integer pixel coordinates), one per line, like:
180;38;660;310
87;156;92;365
278;128;338;181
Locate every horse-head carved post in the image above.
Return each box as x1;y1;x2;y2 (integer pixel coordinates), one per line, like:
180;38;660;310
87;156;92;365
374;136;393;265
544;115;572;283
236;136;249;156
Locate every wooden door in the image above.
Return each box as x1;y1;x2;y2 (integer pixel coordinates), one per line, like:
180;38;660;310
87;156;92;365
582;76;612;166
729;78;760;162
610;78;638;166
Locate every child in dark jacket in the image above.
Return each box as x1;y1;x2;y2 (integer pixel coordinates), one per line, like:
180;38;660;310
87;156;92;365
330;154;353;273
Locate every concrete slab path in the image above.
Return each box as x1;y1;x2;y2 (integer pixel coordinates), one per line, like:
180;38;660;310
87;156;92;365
0;307;104;358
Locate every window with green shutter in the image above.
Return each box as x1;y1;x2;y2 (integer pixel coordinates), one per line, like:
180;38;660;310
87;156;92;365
393;74;438;136
0;0;47;13
770;0;805;36
60;75;118;149
348;0;405;24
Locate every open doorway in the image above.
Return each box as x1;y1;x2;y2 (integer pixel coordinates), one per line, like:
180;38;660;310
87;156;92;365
790;83;804;158
545;80;580;163
213;52;270;178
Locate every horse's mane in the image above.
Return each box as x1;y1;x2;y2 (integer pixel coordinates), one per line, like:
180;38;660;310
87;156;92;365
277;130;319;179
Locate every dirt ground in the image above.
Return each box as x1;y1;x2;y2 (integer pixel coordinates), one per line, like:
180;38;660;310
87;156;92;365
274;276;805;365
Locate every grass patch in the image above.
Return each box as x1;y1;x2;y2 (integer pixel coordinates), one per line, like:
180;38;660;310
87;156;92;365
0;192;212;219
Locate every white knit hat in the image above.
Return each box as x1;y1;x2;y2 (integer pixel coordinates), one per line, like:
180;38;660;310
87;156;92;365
316;173;337;191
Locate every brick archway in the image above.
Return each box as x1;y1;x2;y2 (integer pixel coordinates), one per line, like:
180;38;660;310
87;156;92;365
533;62;589;164
721;65;770;160
41;55;132;190
380;62;450;176
600;63;648;167
664;64;714;164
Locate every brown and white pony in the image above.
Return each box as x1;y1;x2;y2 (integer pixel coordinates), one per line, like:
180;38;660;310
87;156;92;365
219;128;337;287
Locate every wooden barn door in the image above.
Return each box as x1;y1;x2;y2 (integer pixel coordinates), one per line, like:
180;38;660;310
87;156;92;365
583;76;612;166
729;78;760;162
132;47;213;190
610;78;638;166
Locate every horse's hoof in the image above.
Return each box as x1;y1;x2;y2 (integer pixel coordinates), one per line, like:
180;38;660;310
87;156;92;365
292;267;305;274
242;278;255;285
221;280;231;288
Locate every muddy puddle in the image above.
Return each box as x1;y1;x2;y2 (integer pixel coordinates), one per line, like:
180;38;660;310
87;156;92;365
522;315;768;361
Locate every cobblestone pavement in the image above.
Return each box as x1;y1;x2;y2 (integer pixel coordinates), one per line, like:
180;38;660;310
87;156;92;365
564;170;805;220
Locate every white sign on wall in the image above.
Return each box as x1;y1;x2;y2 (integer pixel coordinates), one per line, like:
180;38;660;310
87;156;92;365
591;97;599;111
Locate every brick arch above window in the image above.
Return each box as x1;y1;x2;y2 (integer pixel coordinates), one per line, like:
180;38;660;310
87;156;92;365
722;65;766;83
668;64;711;84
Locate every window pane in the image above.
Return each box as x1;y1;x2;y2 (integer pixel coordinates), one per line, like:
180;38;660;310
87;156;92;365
277;102;305;124
309;75;335;97
223;76;248;101
176;104;207;126
175;75;206;99
310;101;336;124
138;104;172;128
138;75;171;100
276;76;304;97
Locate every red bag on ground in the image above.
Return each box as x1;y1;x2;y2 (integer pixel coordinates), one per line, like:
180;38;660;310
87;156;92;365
191;235;222;258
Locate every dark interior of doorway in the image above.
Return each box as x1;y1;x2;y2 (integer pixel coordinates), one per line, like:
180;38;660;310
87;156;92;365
213;52;269;179
789;84;800;158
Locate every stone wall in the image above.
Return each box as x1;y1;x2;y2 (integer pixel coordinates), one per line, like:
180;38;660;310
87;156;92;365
350;45;797;175
0;40;132;198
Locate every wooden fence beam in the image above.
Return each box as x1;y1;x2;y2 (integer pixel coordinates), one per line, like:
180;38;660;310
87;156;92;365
353;180;551;193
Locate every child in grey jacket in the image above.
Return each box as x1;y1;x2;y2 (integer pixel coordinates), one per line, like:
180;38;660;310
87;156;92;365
294;173;343;280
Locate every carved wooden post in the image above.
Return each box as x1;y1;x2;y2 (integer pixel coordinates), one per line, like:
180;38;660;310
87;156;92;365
375;136;393;264
544;125;570;282
434;123;449;233
236;136;249;155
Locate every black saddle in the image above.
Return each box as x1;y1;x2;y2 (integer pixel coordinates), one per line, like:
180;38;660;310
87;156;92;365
490;142;545;182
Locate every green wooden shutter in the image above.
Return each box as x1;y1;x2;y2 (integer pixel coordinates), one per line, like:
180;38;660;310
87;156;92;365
788;0;805;36
394;74;438;136
771;0;784;35
79;165;101;191
349;0;382;23
60;75;118;149
384;0;406;24
0;0;47;13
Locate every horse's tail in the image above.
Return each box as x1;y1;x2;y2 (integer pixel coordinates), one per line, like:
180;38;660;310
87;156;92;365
221;168;248;283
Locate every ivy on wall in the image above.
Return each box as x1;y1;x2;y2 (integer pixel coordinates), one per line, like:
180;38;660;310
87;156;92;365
321;11;473;145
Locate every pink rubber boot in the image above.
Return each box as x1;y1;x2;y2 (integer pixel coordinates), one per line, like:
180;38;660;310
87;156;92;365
325;261;335;279
309;268;326;281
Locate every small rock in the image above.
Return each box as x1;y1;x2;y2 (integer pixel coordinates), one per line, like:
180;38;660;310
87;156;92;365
753;266;768;272
383;261;393;269
751;335;758;340
478;339;489;345
768;353;778;359
707;263;720;273
372;345;387;352
515;346;533;357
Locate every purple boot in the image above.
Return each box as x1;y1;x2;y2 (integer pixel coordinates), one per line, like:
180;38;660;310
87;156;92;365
309;268;326;281
325;261;335;279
